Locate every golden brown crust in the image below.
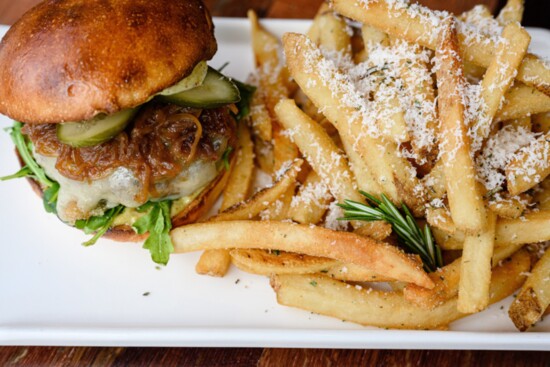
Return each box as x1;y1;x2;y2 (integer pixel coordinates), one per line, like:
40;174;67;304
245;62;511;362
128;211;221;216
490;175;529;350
0;0;216;123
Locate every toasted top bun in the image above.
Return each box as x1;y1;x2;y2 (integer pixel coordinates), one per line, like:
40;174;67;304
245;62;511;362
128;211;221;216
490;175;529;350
0;0;217;124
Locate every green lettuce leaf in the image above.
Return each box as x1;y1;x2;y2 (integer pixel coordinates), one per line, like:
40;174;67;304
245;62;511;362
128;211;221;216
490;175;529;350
233;80;256;121
2;122;61;213
75;206;124;246
0;166;33;181
221;146;233;171
43;182;60;214
5;122;55;187
132;201;174;265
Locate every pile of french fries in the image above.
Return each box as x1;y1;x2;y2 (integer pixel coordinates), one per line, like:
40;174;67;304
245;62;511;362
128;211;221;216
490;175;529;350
171;0;550;331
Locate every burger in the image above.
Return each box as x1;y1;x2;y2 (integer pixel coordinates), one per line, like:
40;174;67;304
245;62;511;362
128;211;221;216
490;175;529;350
0;0;253;264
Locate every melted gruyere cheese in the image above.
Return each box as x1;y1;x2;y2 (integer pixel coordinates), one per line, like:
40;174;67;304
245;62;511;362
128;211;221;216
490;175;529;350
35;151;217;223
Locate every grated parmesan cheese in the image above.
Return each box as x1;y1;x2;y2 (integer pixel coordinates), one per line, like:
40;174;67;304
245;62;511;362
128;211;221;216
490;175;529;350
476;126;539;191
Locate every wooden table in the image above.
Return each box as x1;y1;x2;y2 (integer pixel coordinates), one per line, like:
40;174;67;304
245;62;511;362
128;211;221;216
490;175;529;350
0;0;548;365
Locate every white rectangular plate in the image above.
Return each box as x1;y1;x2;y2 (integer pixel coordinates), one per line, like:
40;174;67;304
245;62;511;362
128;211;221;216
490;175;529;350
1;18;550;350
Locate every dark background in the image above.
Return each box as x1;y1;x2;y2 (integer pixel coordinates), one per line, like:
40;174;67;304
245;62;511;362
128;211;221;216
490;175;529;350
508;0;549;28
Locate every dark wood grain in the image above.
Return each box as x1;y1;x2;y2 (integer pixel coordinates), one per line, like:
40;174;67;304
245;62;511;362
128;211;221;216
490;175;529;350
2;347;550;366
0;346;264;366
258;349;550;367
0;0;548;366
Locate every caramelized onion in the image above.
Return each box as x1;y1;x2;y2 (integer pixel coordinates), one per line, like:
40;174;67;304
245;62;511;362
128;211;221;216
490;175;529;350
23;103;237;202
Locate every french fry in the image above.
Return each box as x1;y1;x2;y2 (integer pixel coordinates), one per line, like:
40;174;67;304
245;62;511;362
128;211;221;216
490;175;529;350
502;116;531;131
431;227;465;250
287;170;332;224
340;138;384;197
211;159;302;222
275;99;360;205
316;8;352;57
506;131;550;195
374;83;410;143
311;6;387;194
253;137;274;174
221;123;255;209
230;249;335;275
436;211;550;250
509;248;550;331
495;83;550;122
457;5;492;81
196;122;256;277
248;10;289;117
325;263;393;282
271;250;529;329
269;126;300;220
487;194;527;219
459;5;493;24
195;250;232;278
331;0;550;97
388;38;438;167
533;112;550;134
534;178;550;210
404;245;528;308
426;207;456;235
361;24;388;49
230;249;392;282
306;3;330;44
497;0;525;26
275;98;388;233
292;88;325;123
435;17;486;234
458;210;496;313
249;11;299;204
171;220;433;288
471;22;530;150
264;183;296;221
464;62;487;83
536;192;550;211
423;160;446;201
353;221;392;242
282;33;426;215
496;211;550;247
249;89;272;142
273;126;299;174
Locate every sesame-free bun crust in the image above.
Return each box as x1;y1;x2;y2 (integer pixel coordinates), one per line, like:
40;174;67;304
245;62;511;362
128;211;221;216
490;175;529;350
0;0;216;124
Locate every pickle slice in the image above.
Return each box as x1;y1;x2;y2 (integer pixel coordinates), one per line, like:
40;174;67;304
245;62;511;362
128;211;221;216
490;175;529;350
160;67;240;108
157;61;208;96
56;108;138;147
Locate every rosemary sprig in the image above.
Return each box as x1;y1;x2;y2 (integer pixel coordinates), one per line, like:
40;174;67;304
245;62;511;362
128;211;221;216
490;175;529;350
338;191;443;272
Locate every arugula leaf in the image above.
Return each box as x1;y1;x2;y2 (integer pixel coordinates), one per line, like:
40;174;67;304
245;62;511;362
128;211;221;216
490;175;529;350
233;80;256;121
43;182;60;214
217;62;230;73
132;201;174;265
8;122;55;187
3;122;62;214
221;146;233;171
136;201;155;213
75;205;124;246
0;166;33;181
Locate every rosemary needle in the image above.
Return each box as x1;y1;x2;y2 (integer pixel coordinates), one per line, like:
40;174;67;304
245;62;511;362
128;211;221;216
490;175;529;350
338;191;443;272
